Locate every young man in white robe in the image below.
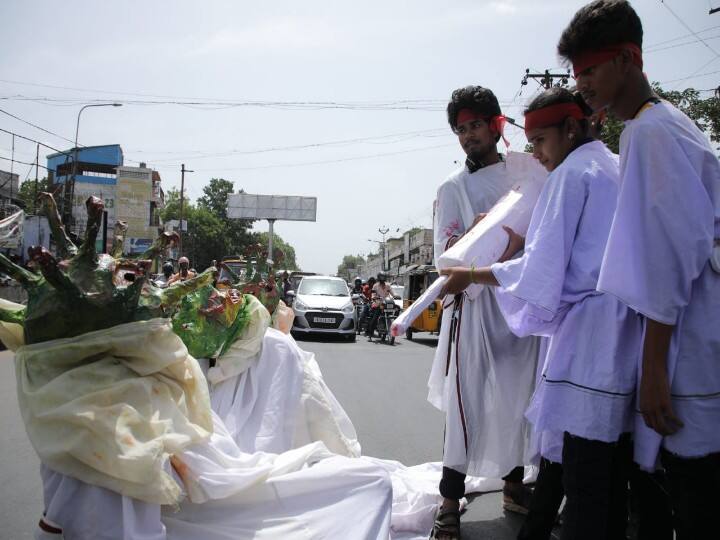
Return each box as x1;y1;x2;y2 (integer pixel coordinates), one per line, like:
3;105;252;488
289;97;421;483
441;87;643;539
558;1;720;538
429;85;540;540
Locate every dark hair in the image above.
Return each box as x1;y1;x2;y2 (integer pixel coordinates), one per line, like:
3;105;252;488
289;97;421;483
447;86;502;139
524;87;591;134
558;0;643;63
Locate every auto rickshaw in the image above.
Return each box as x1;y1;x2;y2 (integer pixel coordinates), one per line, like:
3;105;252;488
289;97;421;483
402;264;442;340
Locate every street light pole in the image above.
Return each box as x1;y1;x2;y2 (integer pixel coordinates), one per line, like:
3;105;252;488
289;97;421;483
179;163;193;254
67;103;122;228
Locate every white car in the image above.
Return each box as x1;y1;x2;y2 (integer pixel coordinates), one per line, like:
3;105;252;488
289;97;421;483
291;276;356;341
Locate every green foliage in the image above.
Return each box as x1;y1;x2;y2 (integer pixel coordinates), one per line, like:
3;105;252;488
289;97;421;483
252;231;300;271
159;179;300;272
337;254;365;280
599;83;720;154
17;177;51;212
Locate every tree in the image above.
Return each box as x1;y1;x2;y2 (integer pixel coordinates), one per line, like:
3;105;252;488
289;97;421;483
159;179;301;271
17;177;51;212
196;178;254;257
597;83;720;154
252;231;300;271
337;254;365;280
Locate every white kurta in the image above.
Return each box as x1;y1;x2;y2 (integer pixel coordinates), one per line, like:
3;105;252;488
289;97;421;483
491;141;643;452
430;160;540;477
596;101;720;468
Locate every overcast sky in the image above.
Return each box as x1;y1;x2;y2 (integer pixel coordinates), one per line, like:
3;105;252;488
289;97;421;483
0;0;717;274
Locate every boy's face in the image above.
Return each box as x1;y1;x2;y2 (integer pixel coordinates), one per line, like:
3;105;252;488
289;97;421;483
574;58;624;113
526;124;574;172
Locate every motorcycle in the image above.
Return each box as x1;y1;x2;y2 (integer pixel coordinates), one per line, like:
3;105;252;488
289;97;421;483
351;293;368;335
373;296;401;345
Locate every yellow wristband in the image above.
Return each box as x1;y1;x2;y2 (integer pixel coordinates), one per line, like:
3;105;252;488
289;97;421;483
469;264;476;283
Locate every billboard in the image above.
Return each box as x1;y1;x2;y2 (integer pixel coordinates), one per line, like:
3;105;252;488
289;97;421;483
227;194;317;221
116;167;156;252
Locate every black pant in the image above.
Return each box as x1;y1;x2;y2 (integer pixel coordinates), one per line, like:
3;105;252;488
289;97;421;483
628;464;673;540
366;307;381;337
560;432;631;540
661;448;720;540
439;465;524;501
517;458;564;540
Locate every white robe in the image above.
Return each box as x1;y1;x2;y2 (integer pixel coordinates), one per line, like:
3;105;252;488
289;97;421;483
491;141;642;452
200;328;361;458
430;160;540;477
597;101;720;468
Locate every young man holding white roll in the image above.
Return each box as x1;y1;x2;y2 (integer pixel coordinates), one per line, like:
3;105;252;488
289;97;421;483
428;85;540;540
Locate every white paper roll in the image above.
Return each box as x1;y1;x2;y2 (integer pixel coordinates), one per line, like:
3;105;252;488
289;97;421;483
391;152;546;336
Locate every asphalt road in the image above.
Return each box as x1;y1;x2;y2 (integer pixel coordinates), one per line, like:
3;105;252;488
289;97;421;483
0;332;541;540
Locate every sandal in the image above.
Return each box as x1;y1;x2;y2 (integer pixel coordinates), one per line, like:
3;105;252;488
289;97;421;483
429;508;461;540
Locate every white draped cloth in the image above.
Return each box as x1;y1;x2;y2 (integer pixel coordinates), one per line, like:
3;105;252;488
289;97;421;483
200;327;361;458
429;158;540;477
491;141;642;454
597;101;720;469
40;412;393;540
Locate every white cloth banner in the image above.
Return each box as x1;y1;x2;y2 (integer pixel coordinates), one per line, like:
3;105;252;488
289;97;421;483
392;152;546;334
0;209;23;248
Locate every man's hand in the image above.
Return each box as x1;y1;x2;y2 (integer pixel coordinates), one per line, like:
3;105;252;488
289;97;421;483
439;267;473;296
639;319;683;436
470;212;488;229
498;226;525;262
639;365;683;436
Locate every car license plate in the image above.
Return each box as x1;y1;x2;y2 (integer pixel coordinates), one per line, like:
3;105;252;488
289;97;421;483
314;317;335;323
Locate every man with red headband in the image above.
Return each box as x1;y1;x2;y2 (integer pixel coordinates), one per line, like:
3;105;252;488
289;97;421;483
559;1;720;538
428;86;540;539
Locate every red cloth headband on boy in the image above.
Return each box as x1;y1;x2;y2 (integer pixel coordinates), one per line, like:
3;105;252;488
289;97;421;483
524;103;585;134
571;42;643;77
455;109;508;146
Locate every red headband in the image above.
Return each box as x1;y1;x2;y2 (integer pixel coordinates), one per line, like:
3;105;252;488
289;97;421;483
524;102;585;134
571;42;643;77
454;109;509;146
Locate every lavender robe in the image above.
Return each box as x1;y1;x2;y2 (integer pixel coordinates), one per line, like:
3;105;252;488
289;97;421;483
597;101;720;468
492;141;643;449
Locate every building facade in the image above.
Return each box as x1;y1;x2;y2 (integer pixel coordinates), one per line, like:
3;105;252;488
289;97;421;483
46;145;163;254
360;227;434;282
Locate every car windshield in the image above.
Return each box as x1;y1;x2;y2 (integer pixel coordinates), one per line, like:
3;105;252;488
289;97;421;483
298;279;349;297
219;263;244;283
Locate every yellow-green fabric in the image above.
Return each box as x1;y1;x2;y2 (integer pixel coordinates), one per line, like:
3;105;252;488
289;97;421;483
15;318;213;504
0;298;25;351
206;294;271;385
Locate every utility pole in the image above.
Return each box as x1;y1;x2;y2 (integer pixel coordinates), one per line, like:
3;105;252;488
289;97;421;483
521;68;571;90
179;163;193;254
9;134;14;201
34;144;39;214
378;226;389;271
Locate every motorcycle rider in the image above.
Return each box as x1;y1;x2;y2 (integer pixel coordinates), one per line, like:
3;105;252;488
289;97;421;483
351;277;364;295
167;256;197;285
366;272;394;341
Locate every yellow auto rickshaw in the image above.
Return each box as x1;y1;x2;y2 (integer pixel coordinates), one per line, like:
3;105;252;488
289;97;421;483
402;264;442;340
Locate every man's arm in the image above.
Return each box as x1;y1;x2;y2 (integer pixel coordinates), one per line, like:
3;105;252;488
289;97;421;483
639;319;683;436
